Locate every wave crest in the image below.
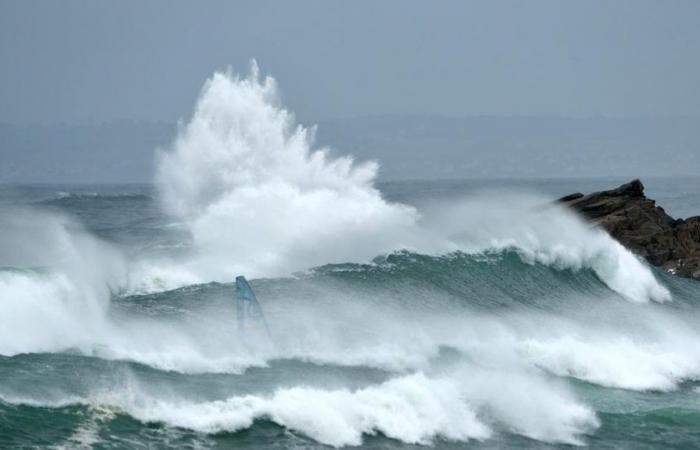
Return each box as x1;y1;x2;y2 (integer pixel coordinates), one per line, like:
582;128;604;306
156;62;422;279
153;63;669;305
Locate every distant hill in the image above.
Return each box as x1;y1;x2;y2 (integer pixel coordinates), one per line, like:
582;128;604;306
1;116;698;183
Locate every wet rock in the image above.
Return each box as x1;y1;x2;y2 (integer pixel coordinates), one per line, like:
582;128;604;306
559;179;700;280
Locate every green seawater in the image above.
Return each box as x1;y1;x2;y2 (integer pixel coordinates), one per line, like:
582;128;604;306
1;179;700;449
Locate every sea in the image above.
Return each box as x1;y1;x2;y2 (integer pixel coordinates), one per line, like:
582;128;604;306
2;67;700;449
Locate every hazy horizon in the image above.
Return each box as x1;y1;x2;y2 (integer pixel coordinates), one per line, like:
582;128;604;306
4;3;700;448
1;1;699;182
2;114;699;183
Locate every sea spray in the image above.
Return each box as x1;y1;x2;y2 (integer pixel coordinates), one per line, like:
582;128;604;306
419;192;671;303
156;62;424;280
0;64;673;372
0;360;599;447
0;208;126;354
153;63;669;305
0;65;695;449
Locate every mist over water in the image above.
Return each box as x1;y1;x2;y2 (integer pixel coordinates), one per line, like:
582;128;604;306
1;65;700;448
152;64;668;304
156;63;424;280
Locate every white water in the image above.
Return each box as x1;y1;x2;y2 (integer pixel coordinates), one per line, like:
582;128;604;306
156;62;424;281
152;62;669;304
421;193;671;304
0;65;679;369
116;369;599;446
0;364;598;447
0;63;694;448
0;209;126;354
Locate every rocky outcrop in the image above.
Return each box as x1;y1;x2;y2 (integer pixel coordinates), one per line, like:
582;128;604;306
559;179;700;281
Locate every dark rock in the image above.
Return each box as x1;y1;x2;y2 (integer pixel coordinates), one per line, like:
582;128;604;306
558;192;584;202
558;179;700;280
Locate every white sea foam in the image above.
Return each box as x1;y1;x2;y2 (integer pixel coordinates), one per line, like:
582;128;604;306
517;306;700;391
153;63;670;304
0;209;126;355
56;405;117;450
0;64;692;448
65;288;700;393
156;62;426;282
421;193;671;303
124;373;493;447
522;335;698;391
1;370;597;447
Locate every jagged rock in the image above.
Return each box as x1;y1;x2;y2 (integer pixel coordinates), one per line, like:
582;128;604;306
558;179;700;280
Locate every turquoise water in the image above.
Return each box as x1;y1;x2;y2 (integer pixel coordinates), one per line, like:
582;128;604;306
1;178;700;449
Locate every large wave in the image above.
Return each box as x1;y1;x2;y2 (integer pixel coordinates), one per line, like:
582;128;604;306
0;64;673;363
153;62;668;304
0;63;690;448
156;62;425;280
0;354;599;447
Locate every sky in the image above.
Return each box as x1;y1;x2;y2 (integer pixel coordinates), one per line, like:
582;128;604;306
1;0;700;125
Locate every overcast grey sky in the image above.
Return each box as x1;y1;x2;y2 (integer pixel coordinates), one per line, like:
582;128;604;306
1;0;699;125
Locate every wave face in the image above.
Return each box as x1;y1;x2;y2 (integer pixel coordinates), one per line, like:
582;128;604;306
1;252;699;448
1;66;699;448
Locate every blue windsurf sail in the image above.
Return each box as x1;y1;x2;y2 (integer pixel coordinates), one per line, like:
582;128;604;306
235;276;271;340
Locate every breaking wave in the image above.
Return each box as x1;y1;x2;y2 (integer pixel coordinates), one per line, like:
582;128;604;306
153;62;668;304
0;63;693;448
0;209;127;355
6;370;595;447
156;62;424;281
